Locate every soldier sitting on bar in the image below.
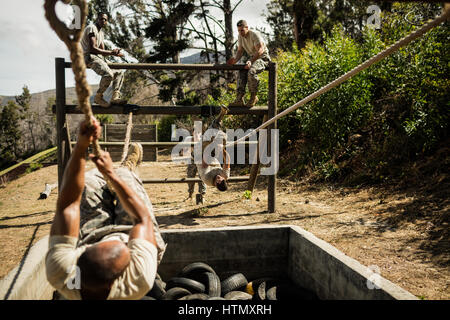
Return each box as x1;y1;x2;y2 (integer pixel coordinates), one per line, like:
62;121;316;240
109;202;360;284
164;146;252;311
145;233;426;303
46;118;166;299
227;19;271;107
187;105;231;200
81;12;127;108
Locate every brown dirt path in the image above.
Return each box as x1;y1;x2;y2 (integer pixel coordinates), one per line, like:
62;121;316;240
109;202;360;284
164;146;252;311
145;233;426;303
0;156;448;300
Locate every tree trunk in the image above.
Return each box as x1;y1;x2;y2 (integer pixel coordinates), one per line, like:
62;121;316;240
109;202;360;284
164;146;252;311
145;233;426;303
224;0;234;61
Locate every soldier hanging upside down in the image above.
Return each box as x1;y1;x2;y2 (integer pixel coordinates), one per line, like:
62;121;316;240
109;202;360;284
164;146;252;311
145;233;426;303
81;12;127;107
186;105;231;201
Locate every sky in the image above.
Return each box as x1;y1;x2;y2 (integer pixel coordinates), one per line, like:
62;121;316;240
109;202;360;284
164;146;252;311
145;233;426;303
0;0;271;96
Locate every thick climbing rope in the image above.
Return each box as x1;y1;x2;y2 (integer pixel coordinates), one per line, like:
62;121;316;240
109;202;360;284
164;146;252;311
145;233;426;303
44;0;101;156
225;6;450;148
120;112;134;164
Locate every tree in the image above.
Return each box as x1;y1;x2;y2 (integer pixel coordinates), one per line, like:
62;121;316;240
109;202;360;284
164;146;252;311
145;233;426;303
0;101;22;167
264;0;393;51
16;86;37;152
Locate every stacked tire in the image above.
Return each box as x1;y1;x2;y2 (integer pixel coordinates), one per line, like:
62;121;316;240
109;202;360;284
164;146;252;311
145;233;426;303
144;262;317;300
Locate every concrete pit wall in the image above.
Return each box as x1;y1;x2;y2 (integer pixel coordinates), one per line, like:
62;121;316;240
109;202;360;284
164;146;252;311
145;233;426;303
0;225;417;300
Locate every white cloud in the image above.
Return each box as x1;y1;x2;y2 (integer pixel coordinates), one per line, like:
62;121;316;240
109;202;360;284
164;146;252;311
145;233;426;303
0;0;270;96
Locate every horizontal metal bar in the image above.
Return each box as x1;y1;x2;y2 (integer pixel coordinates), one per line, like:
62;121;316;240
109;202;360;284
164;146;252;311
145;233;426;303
70;141;258;147
64;62;268;71
142;176;250;184
53;105;268;115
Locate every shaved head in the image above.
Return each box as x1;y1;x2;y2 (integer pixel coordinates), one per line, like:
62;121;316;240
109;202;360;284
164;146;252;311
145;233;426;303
77;240;130;292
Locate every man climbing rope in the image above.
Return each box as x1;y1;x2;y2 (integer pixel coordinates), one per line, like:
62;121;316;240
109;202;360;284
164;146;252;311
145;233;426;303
186;105;231;200
46;118;166;300
81;12;127;108
227;20;271;107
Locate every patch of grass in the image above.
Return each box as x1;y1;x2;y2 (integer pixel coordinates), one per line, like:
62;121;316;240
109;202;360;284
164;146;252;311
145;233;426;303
25;163;43;174
242;190;252;200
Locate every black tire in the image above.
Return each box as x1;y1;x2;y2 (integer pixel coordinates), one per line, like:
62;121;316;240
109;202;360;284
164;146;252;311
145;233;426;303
178;293;210;300
266;286;277;301
179;262;217;280
199;272;221;297
224;291;253;300
166;277;206;293
162;287;192;300
256;281;266;300
221;273;248;296
147;279;166;300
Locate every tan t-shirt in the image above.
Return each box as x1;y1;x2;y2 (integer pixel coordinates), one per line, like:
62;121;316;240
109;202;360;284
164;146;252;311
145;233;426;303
197;158;230;186
45;235;157;300
238;29;269;58
81;24;104;55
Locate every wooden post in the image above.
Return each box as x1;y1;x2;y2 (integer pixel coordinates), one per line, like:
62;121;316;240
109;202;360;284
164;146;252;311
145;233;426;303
268;62;277;213
247;114;268;192
55;57;66;189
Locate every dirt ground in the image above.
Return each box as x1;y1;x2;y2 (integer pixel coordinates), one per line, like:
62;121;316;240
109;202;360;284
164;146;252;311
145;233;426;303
0;154;448;300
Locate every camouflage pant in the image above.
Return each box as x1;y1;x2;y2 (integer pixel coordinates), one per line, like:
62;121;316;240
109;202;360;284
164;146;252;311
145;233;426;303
85;54;124;95
79;167;167;263
187;160;207;196
237;53;271;95
186;113;225;196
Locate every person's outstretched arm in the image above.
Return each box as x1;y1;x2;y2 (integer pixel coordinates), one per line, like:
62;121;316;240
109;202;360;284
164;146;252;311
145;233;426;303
90;152;156;246
50;118;101;237
89;34;123;57
227;46;243;65
222;148;231;180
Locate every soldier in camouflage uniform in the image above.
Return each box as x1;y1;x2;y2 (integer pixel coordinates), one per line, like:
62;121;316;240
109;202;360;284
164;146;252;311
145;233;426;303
186;105;230;201
81;12;127;108
46;118;166;299
227;20;271;107
79;143;166;264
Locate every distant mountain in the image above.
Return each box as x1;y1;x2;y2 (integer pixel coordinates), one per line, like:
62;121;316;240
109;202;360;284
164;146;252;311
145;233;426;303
181;51;226;64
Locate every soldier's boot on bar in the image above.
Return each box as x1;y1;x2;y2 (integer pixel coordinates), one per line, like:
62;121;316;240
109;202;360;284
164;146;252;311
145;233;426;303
121;142;143;172
246;93;258;107
216;104;229;123
94;92;110;108
110;90;127;105
229;92;246;107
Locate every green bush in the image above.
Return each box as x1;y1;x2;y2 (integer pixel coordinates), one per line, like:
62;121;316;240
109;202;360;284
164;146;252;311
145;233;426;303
207;3;448;182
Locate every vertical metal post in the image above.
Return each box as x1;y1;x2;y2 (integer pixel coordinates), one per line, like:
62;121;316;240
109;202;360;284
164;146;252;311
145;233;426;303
55;57;66;189
268;62;277;213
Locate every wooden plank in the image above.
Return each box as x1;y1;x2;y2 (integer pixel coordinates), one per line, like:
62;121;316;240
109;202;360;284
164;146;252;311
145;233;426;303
71;141;257;147
247;114;268;192
104;124;157;162
64;62;269;71
53;105;269;116
106;124;156;141
142;176;250;184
